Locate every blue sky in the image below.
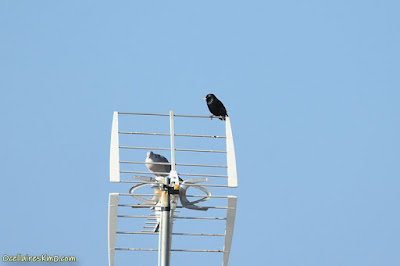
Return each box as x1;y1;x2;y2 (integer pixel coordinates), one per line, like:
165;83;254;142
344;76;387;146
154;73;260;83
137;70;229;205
1;1;399;265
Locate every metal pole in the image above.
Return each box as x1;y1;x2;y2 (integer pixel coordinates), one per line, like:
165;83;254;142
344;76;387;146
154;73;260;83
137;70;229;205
170;110;176;171
158;110;175;266
159;190;171;266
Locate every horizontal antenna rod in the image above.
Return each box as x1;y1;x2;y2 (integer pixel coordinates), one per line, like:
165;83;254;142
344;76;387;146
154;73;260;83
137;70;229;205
179;173;228;178
119;131;170;136
115;248;223;252
176;148;226;153
118;112;169;117
118;112;222;119
120;170;228;178
174;114;220;119
178;162;227;168
118;204;229;209
118;180;232;187
117;215;226;220
119;131;226;139
117;232;224;236
175;133;225;139
119;193;230;198
117;215;156;219
120;146;226;153
174;216;226;220
120;161;227;168
120;146;171;151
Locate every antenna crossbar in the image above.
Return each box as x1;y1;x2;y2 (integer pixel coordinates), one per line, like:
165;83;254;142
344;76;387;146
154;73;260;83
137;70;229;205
118;112;223;119
120;146;226;153
118;193;231;199
118;180;232;187
117;232;224;236
117;215;226;220
119;131;226;139
120;170;228;178
120;161;227;168
118;204;229;209
176;148;227;153
116;248;223;252
120;146;170;151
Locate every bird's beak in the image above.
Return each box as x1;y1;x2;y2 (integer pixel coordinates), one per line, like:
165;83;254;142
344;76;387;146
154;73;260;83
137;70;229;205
202;98;206;100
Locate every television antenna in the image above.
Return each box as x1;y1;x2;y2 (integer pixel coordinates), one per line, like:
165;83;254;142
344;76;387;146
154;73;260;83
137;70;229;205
108;111;238;266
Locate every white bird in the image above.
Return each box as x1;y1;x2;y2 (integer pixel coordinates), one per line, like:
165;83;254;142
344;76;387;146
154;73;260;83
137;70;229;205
145;151;171;181
145;151;183;183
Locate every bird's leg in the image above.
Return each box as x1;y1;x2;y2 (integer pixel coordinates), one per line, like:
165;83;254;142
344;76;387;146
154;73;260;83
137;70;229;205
210;115;213;120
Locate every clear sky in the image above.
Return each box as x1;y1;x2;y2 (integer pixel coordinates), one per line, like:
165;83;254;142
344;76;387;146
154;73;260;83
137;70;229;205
1;1;399;266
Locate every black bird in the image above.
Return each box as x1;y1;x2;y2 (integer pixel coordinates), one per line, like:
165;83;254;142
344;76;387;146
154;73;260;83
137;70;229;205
203;94;228;120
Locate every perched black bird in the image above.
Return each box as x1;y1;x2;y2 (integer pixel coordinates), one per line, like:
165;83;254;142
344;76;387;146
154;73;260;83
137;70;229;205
203;94;228;120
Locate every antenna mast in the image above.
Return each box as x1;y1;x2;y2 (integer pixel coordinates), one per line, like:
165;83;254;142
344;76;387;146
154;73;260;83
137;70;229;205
108;111;238;266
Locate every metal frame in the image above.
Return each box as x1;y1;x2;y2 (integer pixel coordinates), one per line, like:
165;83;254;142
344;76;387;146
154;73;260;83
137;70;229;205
108;111;238;266
108;193;119;266
109;111;238;187
110;112;120;182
